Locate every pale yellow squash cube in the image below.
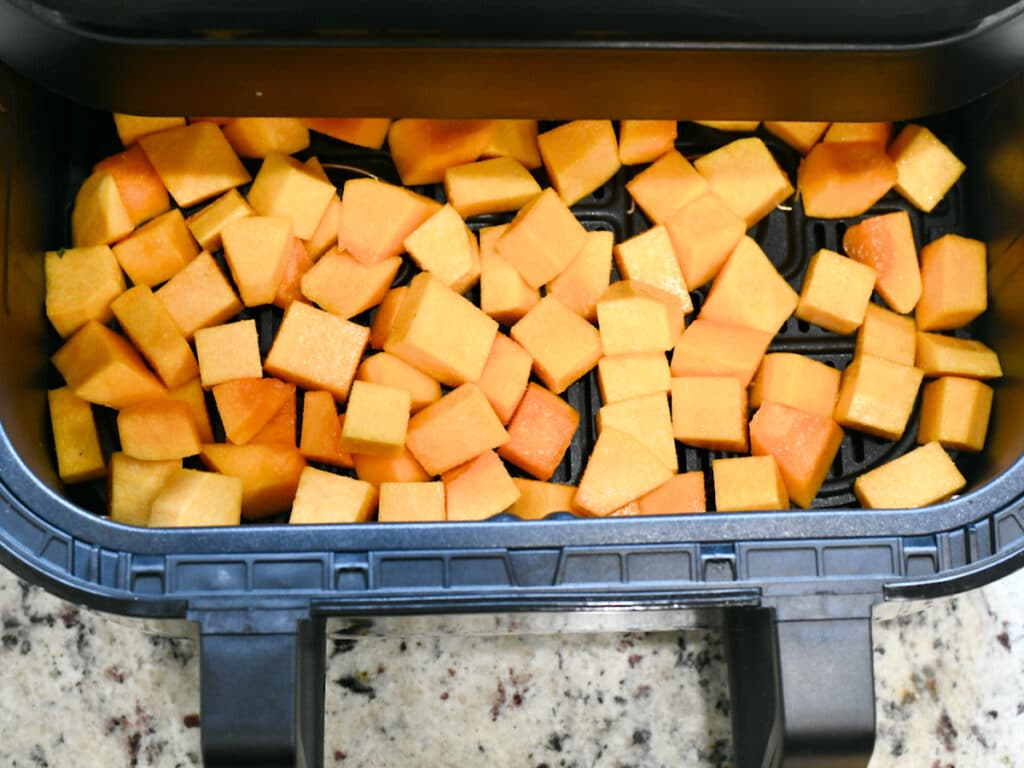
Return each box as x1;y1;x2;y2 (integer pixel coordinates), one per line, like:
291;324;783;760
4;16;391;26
613;225;693;315
403;204;481;293
597;352;671;404
139;122;251;208
854;442;965;509
339;380;412;458
47;387;105;484
247;151;335;240
671;376;748;453
194;319;262;389
538;120;621;206
625;149;708;224
597;281;676;355
856;304;916;366
887;124;965;213
149;469;243;527
495;188;587;288
221;216;293;307
763;121;830;154
111;285;199;390
796;249;877;334
834;355;924;440
618;120;678;165
546;230;614;323
479;224;540;325
916;234;987;331
749;353;840;420
108;453;180;527
113;114;186;146
112;208;200;288
45;246;126;338
71;172;134;247
712;455;789;512
597;393;677;472
185;188;253;252
378;482;446;523
443;157;542;218
693;137;794;227
574;428;673;517
918;376;993;452
300;250;402;319
289;467;377;524
915;333;1002;379
511;295;602;394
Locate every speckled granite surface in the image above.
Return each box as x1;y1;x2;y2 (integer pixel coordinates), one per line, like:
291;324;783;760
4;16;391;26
0;562;1020;767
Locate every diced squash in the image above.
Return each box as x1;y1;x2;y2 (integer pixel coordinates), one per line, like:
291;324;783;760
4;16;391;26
336;178;440;264
856;304;916;366
112;208;200;288
625;149;708;225
369;286;408;350
155;251;243;339
915;333;1002;379
113;114;186;146
614;225;693;315
48;387;105;484
185;188;253;252
634;472;706;516
299;391;352;467
377;481;446;523
693;137;793;227
479;225;540;325
480;120;542;169
712;455;788;512
339;380;411;458
406;383;509;476
538;120;621;206
598;352;671;404
918;377;993;452
916;234;987;331
45;246;126;338
693;121;760;132
443;450;521;521
194;319;262;389
358;353;441;414
670;319;772;388
221;215;293;306
749;401;844;508
388;119;497;185
763;121;830;154
546;230;614;322
598;393;677;472
574;428;674;517
498;383;580;481
289;467;377;524
247;151;336;239
94;145;171;226
222;118;310;158
511;295;602;394
443;157;542;218
834;355;924;440
854;442;965;509
385;272;498;386
823;122;892;147
670;376;748;453
166;378;214;443
139;122;251;208
301;118;392;149
265;302;369;402
149;469;242;527
71;172;133;247
108;453;179;526
111;285;198;389
888;124;965;212
597;281;678;355
795;248;877;334
300;250;401;319
797;141;898;218
117;400;199;461
476;333;533;424
249;383;297;445
200;443;306;520
212;377;293;445
618;120;678;165
664;193;746;289
495;188;587;288
842;211;921;314
353;448;430;486
273;237;316;309
403;204;480;293
305;195;343;260
749;353;840;420
506;479;577;520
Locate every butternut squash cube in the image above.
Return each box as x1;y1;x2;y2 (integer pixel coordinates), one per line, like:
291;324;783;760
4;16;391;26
148;469;242;527
749;353;840;420
618;120;678;165
139;122;251;208
712;455;788;512
915;333;1002;379
111;286;198;390
336;178;440;264
670;376;748;453
369;286;408;350
506;479;577;520
200;443;306;520
301;118;392;149
634;472;706;516
835;355;924;440
45;246;126;338
479;225;540;325
353;448;430;486
289;467;377;524
444;157;542;218
221;215;292;306
443;450;521;521
597;281;678;355
71;171;134;247
358;353;441;414
664;193;746;289
185;188;253;252
854;442;965;509
212;377;293;445
265;302;369;402
338;380;411;458
499;383;580;481
52;321;166;409
194;319;261;389
94;145;171;227
155;251;243;339
222;118;309;158
117;400;200;461
670;319;772;388
598;352;671;405
511;295;602;394
598;393;677;472
300;250;401;319
546;230;614;323
48;387;105;484
856;304;916;366
694;137;794;227
113;114;186;146
378;481;446;523
626;149;708;225
796;248;877;334
406;383;509;476
842;211;921;314
166;378;214;443
108;453;179;526
574;428;674;517
700;236;799;335
916;234;987;331
299;391;352;468
538;120;621;206
112;208;199;288
823;122;892;147
797;142;898;218
387;119;496;185
480;119;542;169
888;125;965;212
385;272;498;386
750;401;844;508
403;204;481;293
273;236;316;310
249;382;297;445
305;194;343;260
763;121;830;154
476;334;533;424
614;225;693;315
918;376;993;452
495;188;587;288
247;151;336;239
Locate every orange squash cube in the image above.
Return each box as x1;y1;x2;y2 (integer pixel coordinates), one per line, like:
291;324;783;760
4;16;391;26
694;137;793;227
289;467;377;524
385;272;498;386
378;481;446;523
634;472;707;516
117;400;200;461
670;319;772;388
835;355;924;440
763;121;830;154
480;119;542;169
247;151;336;239
712;455;789;512
916;235;987;331
358;353;441;414
336;178;440;265
506;479;577;519
222;118;309;158
749;353;840;420
479;225;540;325
300;250;401;319
574;428;674;517
185;188;253;252
108;453;180;526
918;376;993;452
305;195;343;260
111;286;198;389
387;119;496;185
854;442;965;509
301;118;392;149
406;383;509;476
795;248;877;334
498;383;580;481
598;352;671;405
443;157;542;218
700;237;799;335
670;376;747;453
273;237;316;309
94;145;170;227
614;225;693;315
538;120;621;206
299;391;352;467
495;188;587;288
139;122;251;208
598;393;677;472
45;246;126;338
842;211;921;314
443;450;521;521
148;469;242;527
856;304;916;366
546;230;614;323
48;387;105;484
597;281;679;355
166;378;214;443
625;149;708;225
369;286;408;350
212;377;293;445
111;208;199;288
403;204;481;293
265;302;369;402
750;401;844;509
71;171;134;247
249;383;297;445
797;142;898;218
200;443;306;520
618;120;678;165
823;122;892;147
52;321;166;409
113;114;186;146
664;193;746;288
221;215;292;306
338;380;411;458
511;295;602;394
155;251;243;339
888;125;965;213
476;333;533;424
194;319;261;389
915;333;1002;379
353;448;430;486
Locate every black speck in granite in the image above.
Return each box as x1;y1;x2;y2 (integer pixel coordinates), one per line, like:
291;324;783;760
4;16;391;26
104;665;125;683
399;641;407;652
627;653;643;668
634;684;652;700
330;638;356;657
632;728;651;747
183;714;200;729
697;738;731;768
997;631;1011;651
439;691;449;700
969;724;990;748
333;749;346;761
985;709;998;720
935;710;958;752
546;733;565;752
1017;702;1024;715
29;744;48;767
335;675;376;699
890;737;905;757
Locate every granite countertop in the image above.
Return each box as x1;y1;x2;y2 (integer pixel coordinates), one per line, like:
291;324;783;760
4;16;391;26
0;562;1020;767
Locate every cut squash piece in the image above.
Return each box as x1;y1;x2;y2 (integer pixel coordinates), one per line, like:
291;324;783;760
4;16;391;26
750;353;840;420
247;151;335;239
834;355;923;440
795;248;877;335
194;319;262;389
797;142;897;218
670;376;747;453
339;380;411;458
574;428;674;517
406;383;509;476
626;149;708;225
618;120;678;165
48;387;105;484
45;246;126;339
499;383;580;481
916;234;987;331
842;211;921;315
112;208;200;288
148;469;242;527
378;481;445;522
495;188;587;289
442;450;521;522
670;319;772;388
155;251;243;340
94;145;171;227
387;119;496;185
71;171;133;248
212;377;293;446
475;333;532;425
403;204;481;293
597;393;677;472
506;479;576;520
337;178;440;265
918;376;993;453
443;157;542;218
712;455;788;512
300;250;401;319
854;442;965;509
538;120;621;206
289;467;377;524
108;453;179;526
200;443;306;520
693;137;793;227
546;230;614;323
139;122;251;208
511;295;602;394
888;124;965;213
